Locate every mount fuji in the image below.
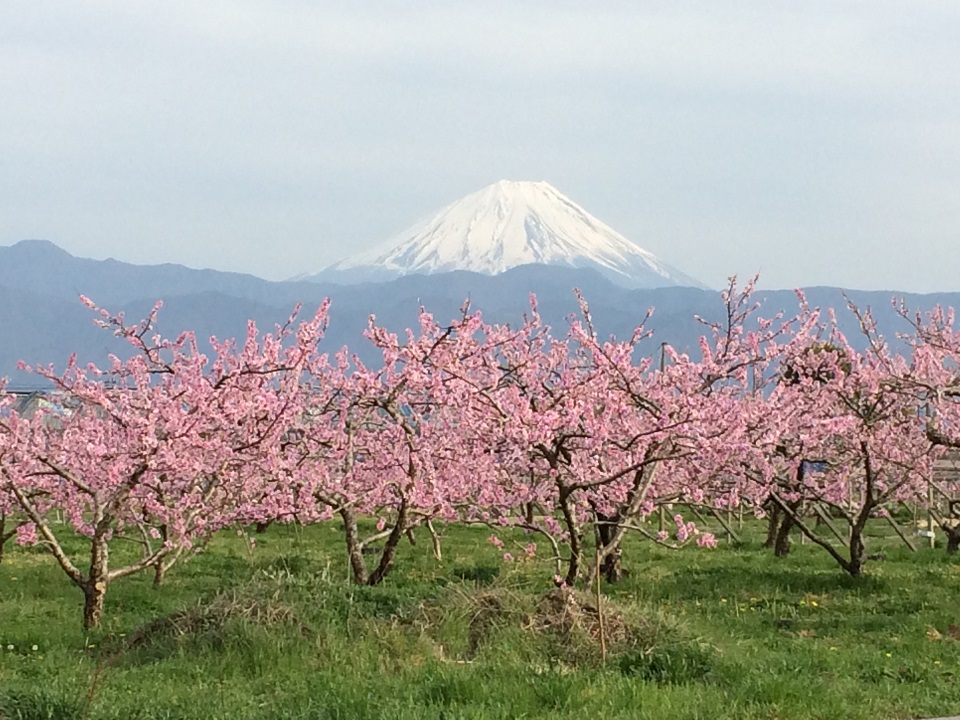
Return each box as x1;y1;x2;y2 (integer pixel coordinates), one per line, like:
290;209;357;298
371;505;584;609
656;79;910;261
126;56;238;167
304;180;707;289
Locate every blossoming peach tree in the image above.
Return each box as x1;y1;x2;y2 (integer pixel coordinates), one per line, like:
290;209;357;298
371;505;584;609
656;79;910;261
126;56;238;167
3;281;955;627
0;298;328;628
729;299;937;576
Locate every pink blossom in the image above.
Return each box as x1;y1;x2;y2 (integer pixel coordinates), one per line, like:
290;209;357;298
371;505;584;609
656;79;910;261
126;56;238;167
15;522;37;546
697;533;718;549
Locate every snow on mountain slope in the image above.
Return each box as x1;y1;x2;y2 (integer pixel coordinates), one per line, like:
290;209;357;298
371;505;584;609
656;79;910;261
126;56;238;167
307;181;706;289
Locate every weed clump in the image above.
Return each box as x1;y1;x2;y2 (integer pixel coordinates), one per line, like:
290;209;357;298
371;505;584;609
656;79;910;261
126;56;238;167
117;582;312;660
425;584;715;683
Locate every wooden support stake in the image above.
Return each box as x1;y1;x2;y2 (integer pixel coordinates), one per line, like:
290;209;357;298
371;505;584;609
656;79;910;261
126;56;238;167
596;548;606;664
883;513;917;552
710;507;741;544
812;504;849;546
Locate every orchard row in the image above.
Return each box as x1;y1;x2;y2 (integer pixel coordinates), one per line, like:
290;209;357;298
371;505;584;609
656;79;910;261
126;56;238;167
2;279;960;628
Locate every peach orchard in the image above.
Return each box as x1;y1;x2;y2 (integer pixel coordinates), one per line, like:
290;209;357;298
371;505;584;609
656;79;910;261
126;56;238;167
2;279;960;629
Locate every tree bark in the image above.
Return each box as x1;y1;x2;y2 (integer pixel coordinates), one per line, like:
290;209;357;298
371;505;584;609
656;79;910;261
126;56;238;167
845;503;873;577
426;520;442;561
946;527;960;555
774;508;797;558
771;494;862;577
82;582;107;630
339;506;369;585
151;524;170;587
844;442;879;578
937;514;960;556
367;499;409;586
593;510;624;583
763;501;781;548
152;561;166;588
587;461;661;586
559;488;583;586
83;536;109;629
847;532;865;576
773;464;809;557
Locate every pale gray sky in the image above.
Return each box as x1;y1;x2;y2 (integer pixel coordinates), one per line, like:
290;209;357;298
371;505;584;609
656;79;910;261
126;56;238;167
2;1;959;291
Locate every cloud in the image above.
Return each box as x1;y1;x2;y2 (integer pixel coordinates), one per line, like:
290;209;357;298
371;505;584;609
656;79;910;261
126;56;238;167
1;1;959;291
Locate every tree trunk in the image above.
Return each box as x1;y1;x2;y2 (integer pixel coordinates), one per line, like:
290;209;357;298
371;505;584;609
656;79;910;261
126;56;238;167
559;489;583;586
152;560;166;588
763;502;782;549
339;506;369;585
773;500;801;557
426;520;442;561
83;536;110;629
770;491;870;579
600;547;622;584
367;500;409;586
524;502;535;525
82;582;107;630
843;443;876;578
773;512;795;557
772;464;808;557
593;510;624;584
846;529;866;577
254;521;272;534
946;528;960;556
844;505;872;577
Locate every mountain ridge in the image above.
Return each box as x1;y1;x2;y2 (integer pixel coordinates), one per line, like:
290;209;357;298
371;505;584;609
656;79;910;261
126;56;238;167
3;239;959;384
307;180;707;289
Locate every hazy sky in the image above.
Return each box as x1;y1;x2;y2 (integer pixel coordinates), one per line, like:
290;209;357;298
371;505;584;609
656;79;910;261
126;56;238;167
2;1;959;292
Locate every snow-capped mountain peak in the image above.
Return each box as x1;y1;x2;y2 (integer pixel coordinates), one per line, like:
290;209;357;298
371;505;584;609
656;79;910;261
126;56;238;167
307;180;705;289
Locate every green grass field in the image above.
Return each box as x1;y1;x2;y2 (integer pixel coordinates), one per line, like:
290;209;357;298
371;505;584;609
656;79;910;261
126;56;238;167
1;520;959;720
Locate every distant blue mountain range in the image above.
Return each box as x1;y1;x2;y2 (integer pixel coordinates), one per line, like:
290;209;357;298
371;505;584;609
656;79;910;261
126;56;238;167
1;239;956;384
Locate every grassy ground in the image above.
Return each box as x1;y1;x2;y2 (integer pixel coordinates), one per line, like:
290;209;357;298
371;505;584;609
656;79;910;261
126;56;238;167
1;519;959;720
